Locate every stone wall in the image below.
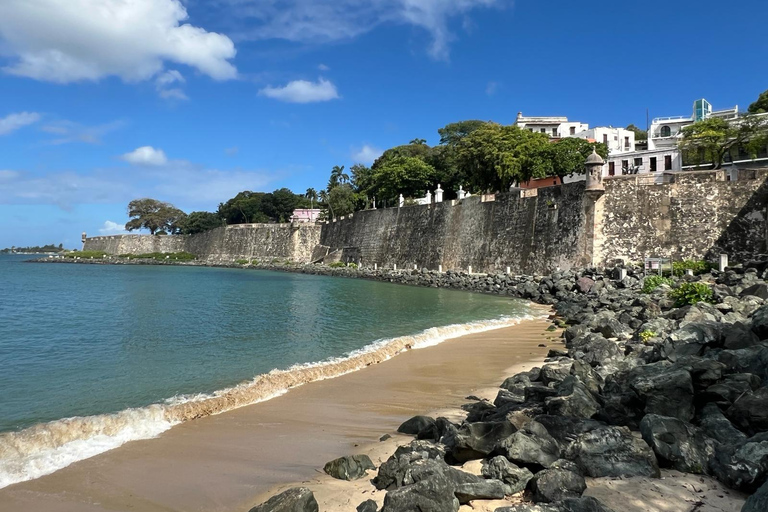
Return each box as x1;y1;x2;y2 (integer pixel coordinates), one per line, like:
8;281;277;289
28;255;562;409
84;224;322;262
319;183;592;274
598;168;768;265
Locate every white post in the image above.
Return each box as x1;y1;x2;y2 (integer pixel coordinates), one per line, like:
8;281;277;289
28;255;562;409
468;265;472;274
438;264;443;273
398;194;404;208
424;190;432;204
374;263;378;270
414;264;418;270
719;254;728;272
434;184;444;203
372;197;376;209
393;263;397;271
685;269;694;276
618;268;627;281
506;266;511;275
458;186;465;199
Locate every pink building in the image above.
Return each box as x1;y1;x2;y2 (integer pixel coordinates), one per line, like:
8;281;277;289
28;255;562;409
290;209;322;223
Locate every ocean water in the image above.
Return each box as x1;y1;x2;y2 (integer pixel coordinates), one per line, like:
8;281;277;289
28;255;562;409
0;254;534;487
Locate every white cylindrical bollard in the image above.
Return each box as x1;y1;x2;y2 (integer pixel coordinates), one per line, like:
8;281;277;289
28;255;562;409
414;264;418;270
719;254;728;272
506;266;511;275
618;268;627;281
438;264;443;273
374;263;378;270
393;263;397;271
468;265;472;274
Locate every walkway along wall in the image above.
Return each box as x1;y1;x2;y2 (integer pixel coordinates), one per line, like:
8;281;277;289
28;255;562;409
84;224;321;262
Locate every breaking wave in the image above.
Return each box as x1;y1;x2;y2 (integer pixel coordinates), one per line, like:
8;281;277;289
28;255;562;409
0;314;538;489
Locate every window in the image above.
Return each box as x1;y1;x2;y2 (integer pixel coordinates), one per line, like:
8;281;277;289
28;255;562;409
634;157;643;167
569;126;576;135
621;160;629;173
660;125;671;137
552;128;558;136
624;136;630;148
608;162;615;176
529;128;534;132
540;128;546;133
650;157;657;172
603;134;608;144
664;155;672;170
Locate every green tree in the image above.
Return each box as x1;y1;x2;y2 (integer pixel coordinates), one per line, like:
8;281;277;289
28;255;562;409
371;156;437;200
437;120;487;146
548;138;609;181
328;165;348;191
410;138;427;145
350;163;374;195
679;116;768;169
327;184;357;217
125;198;186;235
261;188;304;222
179;211;224;234
217;191;269;224
626;123;647;141
748;89;768;114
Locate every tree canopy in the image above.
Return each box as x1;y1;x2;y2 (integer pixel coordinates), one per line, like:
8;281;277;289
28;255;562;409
125;198;186;235
179;211;224;235
626;124;647;141
679;115;768;169
217;189;309;224
748;89;768;114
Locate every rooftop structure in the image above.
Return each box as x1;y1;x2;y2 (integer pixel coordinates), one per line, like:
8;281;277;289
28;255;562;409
649;98;739;150
514;112;588;138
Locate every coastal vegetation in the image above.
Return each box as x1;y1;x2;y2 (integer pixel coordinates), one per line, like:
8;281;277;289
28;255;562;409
62;250;108;259
118;252;196;261
0;243;65;253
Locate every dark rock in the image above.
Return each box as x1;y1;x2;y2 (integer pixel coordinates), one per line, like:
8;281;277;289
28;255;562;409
248;487;319;512
701;373;760;408
494;505;560;512
540;363;573;385
639;414;716;474
482;456;534;495
718;345;768;379
373;441;446;490
454;479;506;504
525;384;559;403
398;415;436;436
698;403;747;445
558;497;616;512
356;500;378;512
380;471;459;512
565;425;660;478
530;468;586;503
323;454;376;480
570;360;603;395
744;284;768;300
545;377;600;419
742;479;768;512
687;358;727;392
727;387;768;436
495;389;525;408
722;322;761;350
449;421;516;463
533;416;605;448
751;304;768;339
630;366;695;422
710;434;768;492
380;434;392;442
497;420;561;470
576;277;595;294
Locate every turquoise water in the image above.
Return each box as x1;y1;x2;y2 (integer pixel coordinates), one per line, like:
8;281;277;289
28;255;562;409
0;254;532;486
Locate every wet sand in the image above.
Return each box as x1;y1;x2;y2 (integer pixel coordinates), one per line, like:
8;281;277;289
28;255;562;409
0;318;556;512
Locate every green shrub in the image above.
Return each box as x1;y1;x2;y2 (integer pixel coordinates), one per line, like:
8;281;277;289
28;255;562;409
642;275;674;293
235;259;249;265
348;262;358;269
668;282;714;307
120;252;196;261
251;259;260;265
328;262;346;268
639;330;657;343
63;250;107;259
672;260;712;277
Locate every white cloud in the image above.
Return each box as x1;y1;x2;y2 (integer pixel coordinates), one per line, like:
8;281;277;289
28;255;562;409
0;170;20;180
156;69;189;100
318;63;330;71
259;78;340;103
0;112;41;135
0;0;237;83
485;80;500;96
40;119;123;145
120;146;169;166
99;220;128;235
216;0;505;60
351;144;383;164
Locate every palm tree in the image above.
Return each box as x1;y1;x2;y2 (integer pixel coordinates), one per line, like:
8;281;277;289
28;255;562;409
305;188;318;209
328;165;349;190
410;138;427;145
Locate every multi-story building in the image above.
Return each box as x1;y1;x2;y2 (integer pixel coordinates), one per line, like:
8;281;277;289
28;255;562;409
648;98;739;150
513;112;589;138
573;127;636;155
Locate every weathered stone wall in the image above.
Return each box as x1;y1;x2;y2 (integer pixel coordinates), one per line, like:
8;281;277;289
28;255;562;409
84;224;322;262
599;169;768;265
320;183;592;274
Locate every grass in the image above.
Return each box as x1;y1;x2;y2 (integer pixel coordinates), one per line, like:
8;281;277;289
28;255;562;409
63;250;108;259
119;252;196;261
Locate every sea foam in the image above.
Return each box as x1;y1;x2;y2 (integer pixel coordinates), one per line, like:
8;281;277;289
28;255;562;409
0;314;538;489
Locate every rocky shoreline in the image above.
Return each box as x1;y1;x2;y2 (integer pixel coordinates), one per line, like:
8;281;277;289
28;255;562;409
35;257;768;511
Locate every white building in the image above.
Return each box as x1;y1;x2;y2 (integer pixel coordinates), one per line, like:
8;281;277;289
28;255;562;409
573;127;636;154
513;112;589;138
649;98;739;150
604;147;682;176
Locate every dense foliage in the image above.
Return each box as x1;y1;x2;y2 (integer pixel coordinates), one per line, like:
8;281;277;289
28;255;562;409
672;260;713;277
119;252;196;261
669;282;714;307
679;115;768;169
641;275;674;293
217;188;310;224
1;243;65;253
179;211;224;234
125;198;186;235
748;88;768;114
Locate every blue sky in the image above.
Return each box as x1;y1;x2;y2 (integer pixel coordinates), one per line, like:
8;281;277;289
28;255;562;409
1;0;766;248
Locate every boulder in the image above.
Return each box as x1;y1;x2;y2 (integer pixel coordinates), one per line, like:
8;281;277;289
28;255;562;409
248;487;318;512
323;454;376;480
639;414;716;474
530;468;586;503
497;420;561;470
698;403;747;445
373;441;446;490
356;500;378;512
454;480;506;504
449;421;516;463
630;367;695;422
533;415;605;449
718;344;768;379
558;497;616;512
727;387;768;436
398;415;436;436
565;426;660;478
540;363;573;386
701;374;761;408
576;277;595;294
481;456;534;495
742;479;768;512
380;472;459;512
709;434;768;492
722;321;761;350
545;377;600;419
751;304;768;339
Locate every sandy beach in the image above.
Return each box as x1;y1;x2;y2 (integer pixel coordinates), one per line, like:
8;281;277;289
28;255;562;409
0;318;556;512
